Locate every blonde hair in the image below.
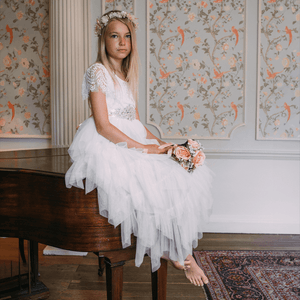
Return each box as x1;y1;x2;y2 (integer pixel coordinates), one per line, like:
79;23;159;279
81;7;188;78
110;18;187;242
96;10;140;104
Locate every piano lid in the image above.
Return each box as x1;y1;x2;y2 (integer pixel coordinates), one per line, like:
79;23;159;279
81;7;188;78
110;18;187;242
0;148;71;175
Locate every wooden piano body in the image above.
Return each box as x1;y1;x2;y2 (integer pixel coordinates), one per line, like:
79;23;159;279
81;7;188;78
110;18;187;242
0;148;167;299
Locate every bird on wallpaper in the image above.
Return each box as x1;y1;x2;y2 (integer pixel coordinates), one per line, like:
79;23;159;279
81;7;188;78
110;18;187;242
159;0;169;3
285;26;292;46
159;68;176;79
266;69;283;79
230;102;238;121
231;26;239;46
6;25;13;44
213;68;230;79
177;102;184;121
42;67;50;78
7;101;15;122
177;26;185;46
213;0;223;3
267;0;276;3
284;102;291;122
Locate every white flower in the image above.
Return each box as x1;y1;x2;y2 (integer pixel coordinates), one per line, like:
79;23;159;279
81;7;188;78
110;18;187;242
101;15;109;25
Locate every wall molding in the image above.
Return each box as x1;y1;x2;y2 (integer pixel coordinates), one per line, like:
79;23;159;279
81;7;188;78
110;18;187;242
205;149;300;160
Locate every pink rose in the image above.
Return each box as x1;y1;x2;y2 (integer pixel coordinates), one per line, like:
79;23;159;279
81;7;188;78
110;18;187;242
175;146;191;161
188;139;200;150
193;151;205;167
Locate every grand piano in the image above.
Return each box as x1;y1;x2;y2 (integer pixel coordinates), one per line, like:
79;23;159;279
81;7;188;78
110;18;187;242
0;148;168;300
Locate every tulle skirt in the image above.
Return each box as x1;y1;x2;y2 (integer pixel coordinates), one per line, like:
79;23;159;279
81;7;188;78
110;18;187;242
65;116;213;272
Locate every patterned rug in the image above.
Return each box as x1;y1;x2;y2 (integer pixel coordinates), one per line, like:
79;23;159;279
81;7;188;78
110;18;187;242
194;250;300;300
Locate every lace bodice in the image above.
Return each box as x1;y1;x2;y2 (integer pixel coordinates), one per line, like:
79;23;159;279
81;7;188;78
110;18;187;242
82;63;136;120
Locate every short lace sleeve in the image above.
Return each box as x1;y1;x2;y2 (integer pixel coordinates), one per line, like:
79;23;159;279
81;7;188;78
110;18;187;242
82;63;107;101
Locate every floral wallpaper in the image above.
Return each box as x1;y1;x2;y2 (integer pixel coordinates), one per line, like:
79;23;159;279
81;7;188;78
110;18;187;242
0;0;50;138
103;0;135;14
147;0;245;139
257;0;300;140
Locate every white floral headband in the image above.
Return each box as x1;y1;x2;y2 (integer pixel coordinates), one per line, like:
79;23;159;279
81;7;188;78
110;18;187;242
95;11;138;37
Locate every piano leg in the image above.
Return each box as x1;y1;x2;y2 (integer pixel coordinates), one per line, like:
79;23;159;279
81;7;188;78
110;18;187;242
19;238;26;263
30;240;39;284
151;258;168;300
96;254;105;276
105;258;125;300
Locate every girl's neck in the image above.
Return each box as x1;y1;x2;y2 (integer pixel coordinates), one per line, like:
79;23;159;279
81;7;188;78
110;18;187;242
109;57;123;73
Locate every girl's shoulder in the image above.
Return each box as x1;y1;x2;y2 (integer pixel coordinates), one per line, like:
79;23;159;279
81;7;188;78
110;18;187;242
86;62;108;77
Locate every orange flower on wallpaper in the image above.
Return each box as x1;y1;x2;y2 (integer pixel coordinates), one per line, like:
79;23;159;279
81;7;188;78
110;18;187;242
0;118;6;127
19;87;25;96
188;88;195;98
228;56;237;68
174;57;183;68
222;43;229;51
200;1;208;8
0;42;3;50
20;58;29;68
3;55;12;68
275;44;282;51
282;57;290;68
16;11;23;20
29;0;35;5
168;43;175;51
194;37;201;45
24;112;31;119
188;13;196;22
30;75;37;82
23;36;29;43
194;113;200;120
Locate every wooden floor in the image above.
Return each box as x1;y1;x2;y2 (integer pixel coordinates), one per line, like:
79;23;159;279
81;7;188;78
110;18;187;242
1;233;299;299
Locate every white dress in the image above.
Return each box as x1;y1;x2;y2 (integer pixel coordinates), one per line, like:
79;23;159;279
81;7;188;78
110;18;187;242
65;62;213;272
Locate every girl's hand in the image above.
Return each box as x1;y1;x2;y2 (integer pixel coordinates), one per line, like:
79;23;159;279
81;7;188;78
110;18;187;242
144;144;173;154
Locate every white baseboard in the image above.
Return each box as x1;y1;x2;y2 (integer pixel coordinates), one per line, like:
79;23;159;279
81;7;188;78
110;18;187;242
206;215;300;234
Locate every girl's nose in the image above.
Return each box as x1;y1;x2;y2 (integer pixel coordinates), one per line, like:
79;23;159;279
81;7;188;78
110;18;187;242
119;37;125;45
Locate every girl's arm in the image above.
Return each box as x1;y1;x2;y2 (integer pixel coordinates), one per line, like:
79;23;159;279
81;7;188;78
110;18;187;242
90;90;170;154
135;108;166;146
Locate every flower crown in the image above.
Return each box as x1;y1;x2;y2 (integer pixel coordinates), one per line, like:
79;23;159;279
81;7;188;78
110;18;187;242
95;11;138;37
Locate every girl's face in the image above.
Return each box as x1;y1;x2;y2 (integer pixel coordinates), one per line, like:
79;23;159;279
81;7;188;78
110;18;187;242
105;20;132;63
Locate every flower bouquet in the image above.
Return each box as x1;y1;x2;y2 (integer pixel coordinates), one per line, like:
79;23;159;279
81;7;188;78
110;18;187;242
160;139;206;173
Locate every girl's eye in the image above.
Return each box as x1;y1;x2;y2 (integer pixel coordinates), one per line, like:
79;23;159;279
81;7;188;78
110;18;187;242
111;34;118;38
126;34;131;39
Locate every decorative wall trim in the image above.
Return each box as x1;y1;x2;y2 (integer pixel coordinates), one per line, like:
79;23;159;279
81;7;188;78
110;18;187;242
102;0;135;14
147;0;247;139
50;0;91;147
0;135;51;139
256;0;300;141
205;149;300;160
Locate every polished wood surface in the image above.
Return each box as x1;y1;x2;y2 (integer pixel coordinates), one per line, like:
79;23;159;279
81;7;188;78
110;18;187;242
0;148;167;299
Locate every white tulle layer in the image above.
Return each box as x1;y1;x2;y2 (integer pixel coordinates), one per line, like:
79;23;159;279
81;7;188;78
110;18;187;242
65;117;214;272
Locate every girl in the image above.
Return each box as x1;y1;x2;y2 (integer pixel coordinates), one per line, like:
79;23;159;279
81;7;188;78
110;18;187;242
65;10;213;287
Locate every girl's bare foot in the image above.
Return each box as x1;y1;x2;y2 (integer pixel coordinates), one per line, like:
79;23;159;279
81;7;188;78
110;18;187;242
162;254;209;286
184;254;209;286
